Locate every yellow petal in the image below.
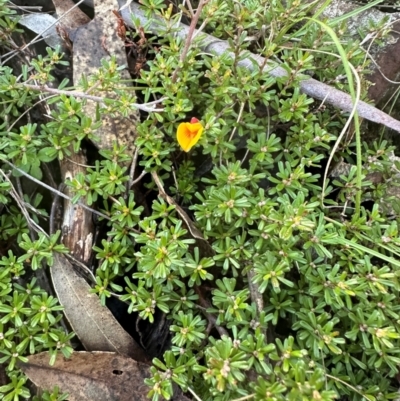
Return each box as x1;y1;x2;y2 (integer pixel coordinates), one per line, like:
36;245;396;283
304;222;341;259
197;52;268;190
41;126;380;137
177;120;204;152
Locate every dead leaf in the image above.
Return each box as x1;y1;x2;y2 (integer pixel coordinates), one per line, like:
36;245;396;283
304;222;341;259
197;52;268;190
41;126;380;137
18;14;64;49
51;254;149;362
20;351;191;401
20;351;151;401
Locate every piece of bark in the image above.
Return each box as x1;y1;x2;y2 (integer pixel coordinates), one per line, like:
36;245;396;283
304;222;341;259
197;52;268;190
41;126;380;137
60;152;94;263
52;0;91;29
52;0;140;263
367;19;400;105
50;0;93;264
72;0;139;151
316;0;400;107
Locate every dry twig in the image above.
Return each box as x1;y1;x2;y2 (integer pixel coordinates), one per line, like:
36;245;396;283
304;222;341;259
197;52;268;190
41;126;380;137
22;84;165;113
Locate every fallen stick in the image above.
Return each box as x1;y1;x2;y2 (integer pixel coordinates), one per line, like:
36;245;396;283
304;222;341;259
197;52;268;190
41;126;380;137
120;3;400;133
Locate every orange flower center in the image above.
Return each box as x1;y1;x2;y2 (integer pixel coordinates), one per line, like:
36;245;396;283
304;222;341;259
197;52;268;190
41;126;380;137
186;129;198;139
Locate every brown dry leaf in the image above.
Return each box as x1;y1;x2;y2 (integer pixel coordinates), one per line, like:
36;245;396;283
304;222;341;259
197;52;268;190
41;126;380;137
20;351;151;401
20;351;191;401
51;253;149;362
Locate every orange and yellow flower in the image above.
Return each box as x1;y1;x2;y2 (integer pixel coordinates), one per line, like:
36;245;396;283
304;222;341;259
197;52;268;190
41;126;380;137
177;117;203;152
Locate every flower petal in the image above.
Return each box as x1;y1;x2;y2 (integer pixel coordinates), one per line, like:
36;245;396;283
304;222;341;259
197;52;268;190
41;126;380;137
177;119;203;152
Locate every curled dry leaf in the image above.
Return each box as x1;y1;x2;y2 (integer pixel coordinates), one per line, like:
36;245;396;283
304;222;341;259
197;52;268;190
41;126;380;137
19;351;190;401
51;254;149;362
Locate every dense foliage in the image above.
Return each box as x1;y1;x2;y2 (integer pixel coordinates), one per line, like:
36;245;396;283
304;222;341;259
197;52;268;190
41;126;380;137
1;0;400;400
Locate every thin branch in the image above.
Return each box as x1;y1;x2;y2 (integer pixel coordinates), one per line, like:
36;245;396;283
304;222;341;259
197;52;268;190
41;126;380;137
0;170;47;236
194;286;229;337
185;0;195;18
230;395;255;401
1;0;87;65
0;158;110;221
171;0;209;83
128;145;139;189
50;184;64;236
131;170;147;185
4;69;57;134
192;17;210;41
22;84;165;113
179;0;208;64
7;4;43;12
187;387;203;401
222;101;246;166
321;373;371;401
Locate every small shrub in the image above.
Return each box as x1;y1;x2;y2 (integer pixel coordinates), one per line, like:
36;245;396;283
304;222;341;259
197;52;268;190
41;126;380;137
1;0;400;400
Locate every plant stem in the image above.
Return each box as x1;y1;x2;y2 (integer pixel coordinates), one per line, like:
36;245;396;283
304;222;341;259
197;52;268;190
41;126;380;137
22;83;165;113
